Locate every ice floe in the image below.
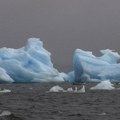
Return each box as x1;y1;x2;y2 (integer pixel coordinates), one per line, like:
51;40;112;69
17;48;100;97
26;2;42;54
0;110;11;117
77;85;85;93
90;80;115;90
48;85;85;93
67;87;74;92
49;85;65;92
0;89;11;93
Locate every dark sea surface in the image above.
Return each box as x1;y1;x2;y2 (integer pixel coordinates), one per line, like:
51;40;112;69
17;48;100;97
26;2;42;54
0;83;120;120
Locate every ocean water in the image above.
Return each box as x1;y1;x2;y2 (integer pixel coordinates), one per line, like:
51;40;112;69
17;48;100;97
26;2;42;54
0;83;120;120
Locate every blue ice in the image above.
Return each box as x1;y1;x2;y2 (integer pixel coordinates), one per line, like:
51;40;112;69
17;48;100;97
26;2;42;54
0;38;64;83
72;49;120;83
1;38;120;83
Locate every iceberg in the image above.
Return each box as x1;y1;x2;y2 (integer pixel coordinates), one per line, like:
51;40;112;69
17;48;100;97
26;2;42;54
48;85;85;93
0;89;11;93
64;71;75;83
0;68;14;83
67;87;74;92
48;85;65;92
1;37;120;84
72;49;120;83
66;86;86;93
77;85;85;93
0;38;64;83
0;111;11;117
90;80;115;90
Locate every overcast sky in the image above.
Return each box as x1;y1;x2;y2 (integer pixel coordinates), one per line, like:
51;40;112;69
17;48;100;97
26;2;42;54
0;0;120;72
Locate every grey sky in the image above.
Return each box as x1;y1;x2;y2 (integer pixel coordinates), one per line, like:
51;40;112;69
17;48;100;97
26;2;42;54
0;0;120;72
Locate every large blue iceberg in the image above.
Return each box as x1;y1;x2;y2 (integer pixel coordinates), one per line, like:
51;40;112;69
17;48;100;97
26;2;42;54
1;38;120;83
66;49;120;83
0;38;65;83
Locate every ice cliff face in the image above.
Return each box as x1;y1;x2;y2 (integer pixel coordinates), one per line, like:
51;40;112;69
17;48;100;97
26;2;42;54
69;49;120;83
0;38;64;83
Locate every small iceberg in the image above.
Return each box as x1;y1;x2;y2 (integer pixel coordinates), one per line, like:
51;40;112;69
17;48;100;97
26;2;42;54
99;112;107;116
77;85;85;93
0;110;11;117
73;85;85;93
49;85;65;92
48;85;85;93
90;80;115;90
0;89;11;93
67;87;74;92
